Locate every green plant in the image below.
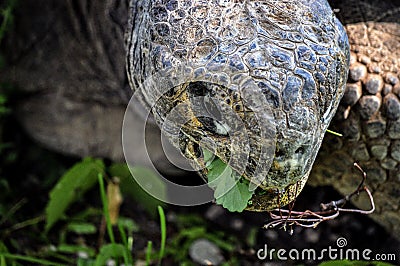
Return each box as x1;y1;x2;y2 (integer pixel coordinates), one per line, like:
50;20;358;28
0;95;9;117
45;158;105;232
203;149;253;212
165;213;240;264
0;155;174;265
95;173;131;265
146;241;153;266
0;0;18;70
98;173;116;244
326;129;343;137
0;253;63;266
142;206;167;266
0;0;17;43
157;206;166;266
0;4;21;257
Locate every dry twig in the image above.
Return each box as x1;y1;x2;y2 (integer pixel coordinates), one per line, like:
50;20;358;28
264;163;375;231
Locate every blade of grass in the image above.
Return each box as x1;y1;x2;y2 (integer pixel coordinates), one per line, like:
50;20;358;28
128;236;133;254
0;198;28;226
95;244;128;266
146;241;152;266
157;206;166;266
326;129;343;137
5;215;45;235
117;223;133;265
117;223;128;248
0;253;64;266
122;248;129;266
47;249;82;264
98;174;115;244
0;0;17;44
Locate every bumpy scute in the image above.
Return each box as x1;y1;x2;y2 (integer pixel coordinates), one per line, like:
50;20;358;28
310;0;400;236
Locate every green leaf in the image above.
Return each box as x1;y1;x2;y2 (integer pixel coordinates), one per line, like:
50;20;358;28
0;255;5;266
57;244;95;257
77;257;95;266
205;156;254;212
246;227;258;247
117;217;139;234
0;95;6;104
94;244;128;266
0;241;8;253
202;149;215;167
108;163;131;179
206;158;231;189
214;176;253;212
72;208;102;220
66;222;97;234
0;0;17;41
203;232;236;252
45;158;105;232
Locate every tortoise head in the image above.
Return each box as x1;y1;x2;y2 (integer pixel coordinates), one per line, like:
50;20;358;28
126;0;350;210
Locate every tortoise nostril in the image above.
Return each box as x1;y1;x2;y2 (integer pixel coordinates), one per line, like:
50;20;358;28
275;150;285;158
165;87;175;97
295;146;305;155
187;81;208;96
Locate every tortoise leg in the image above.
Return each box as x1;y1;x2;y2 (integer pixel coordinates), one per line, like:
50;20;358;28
1;0;129;160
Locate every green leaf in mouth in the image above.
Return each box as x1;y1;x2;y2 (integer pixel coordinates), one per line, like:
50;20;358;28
203;149;254;212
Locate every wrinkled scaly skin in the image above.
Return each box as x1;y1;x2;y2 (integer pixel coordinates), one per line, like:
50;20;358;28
1;0;400;235
126;0;349;210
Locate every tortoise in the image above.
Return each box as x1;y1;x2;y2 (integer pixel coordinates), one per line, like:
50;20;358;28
125;0;349;211
1;0;399;235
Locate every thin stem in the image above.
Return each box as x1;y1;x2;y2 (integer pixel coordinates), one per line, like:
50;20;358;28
0;253;64;266
146;241;153;266
0;198;28;226
5;215;45;235
264;163;374;231
98;174;115;244
157;206;166;266
326;129;343;137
